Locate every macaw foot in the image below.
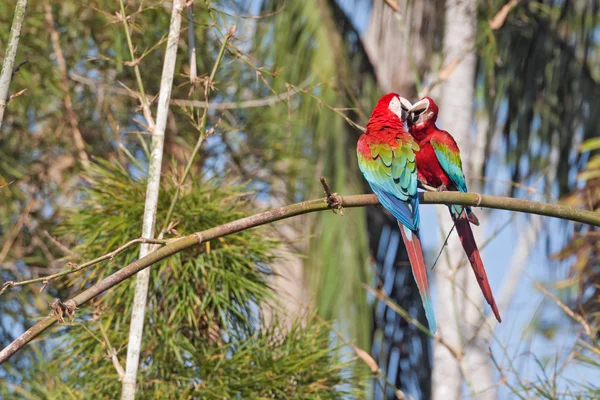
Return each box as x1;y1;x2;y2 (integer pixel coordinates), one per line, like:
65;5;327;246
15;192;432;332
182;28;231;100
419;181;438;192
436;184;448;192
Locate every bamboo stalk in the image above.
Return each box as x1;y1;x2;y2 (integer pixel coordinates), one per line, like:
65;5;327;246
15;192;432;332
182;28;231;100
0;0;28;129
120;1;185;399
1;190;598;365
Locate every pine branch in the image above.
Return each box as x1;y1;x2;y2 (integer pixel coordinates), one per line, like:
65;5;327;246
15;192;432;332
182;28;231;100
1;190;599;364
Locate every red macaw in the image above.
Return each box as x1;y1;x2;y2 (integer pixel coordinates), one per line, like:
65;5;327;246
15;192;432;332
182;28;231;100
407;97;501;323
357;93;437;332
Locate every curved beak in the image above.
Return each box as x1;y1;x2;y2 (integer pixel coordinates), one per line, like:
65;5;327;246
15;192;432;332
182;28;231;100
399;97;412;120
407;98;429;114
399;97;412;111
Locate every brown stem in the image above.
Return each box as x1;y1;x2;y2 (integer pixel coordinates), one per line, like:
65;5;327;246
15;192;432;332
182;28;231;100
1;191;598;364
43;0;89;168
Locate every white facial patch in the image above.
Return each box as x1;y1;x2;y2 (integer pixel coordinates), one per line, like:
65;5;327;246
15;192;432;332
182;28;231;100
388;96;404;120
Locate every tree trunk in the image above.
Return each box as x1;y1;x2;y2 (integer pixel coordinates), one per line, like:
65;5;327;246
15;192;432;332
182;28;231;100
364;0;441;97
432;0;496;399
364;1;442;398
263;174;310;328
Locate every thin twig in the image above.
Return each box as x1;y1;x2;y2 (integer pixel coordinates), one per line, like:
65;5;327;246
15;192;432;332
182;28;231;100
119;0;155;130
534;280;595;339
98;321;126;380
11;60;28;79
187;2;198;96
0;237;167;295
288;82;366;132
363;284;462;360
161;29;234;233
431;223;456;270
313;313;406;398
1;191;600;364
69;72;306;110
40;229;74;255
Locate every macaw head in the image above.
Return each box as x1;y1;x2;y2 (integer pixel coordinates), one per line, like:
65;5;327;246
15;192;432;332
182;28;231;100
369;93;413;126
407;96;439;127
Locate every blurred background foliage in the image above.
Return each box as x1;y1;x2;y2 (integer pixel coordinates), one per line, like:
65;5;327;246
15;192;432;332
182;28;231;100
0;0;598;399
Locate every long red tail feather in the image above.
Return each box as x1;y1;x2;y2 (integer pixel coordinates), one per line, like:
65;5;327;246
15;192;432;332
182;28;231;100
398;222;437;333
454;215;502;322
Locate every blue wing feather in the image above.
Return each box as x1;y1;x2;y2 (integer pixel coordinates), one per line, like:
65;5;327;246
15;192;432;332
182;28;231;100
369;183;420;231
431;137;472;218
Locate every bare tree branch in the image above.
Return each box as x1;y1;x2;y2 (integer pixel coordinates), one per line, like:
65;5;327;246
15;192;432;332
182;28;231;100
0;190;599;365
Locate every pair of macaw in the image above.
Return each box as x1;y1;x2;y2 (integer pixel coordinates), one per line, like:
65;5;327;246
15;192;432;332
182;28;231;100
357;94;501;333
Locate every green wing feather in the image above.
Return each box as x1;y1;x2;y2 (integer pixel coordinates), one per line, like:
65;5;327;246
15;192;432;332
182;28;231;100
430;139;468;193
357;137;420;230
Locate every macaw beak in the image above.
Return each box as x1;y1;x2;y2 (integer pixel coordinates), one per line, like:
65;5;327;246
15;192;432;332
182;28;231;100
399;97;412;121
407;98;429;114
407;98;429;124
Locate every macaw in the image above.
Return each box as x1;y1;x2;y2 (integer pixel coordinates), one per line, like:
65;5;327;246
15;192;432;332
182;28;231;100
357;93;437;333
407;97;501;322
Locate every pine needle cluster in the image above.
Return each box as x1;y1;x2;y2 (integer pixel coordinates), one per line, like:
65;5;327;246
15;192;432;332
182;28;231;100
1;161;362;399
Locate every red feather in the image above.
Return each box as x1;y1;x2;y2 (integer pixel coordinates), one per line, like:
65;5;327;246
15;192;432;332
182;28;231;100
455;215;501;322
408;96;501;323
414;136;452;189
399;223;436;332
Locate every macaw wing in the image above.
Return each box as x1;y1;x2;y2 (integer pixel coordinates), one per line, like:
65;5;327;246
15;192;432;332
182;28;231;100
430;137;468;193
358;138;420;231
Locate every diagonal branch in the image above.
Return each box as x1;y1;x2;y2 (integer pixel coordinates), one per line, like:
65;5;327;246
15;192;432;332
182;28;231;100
0;191;599;364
